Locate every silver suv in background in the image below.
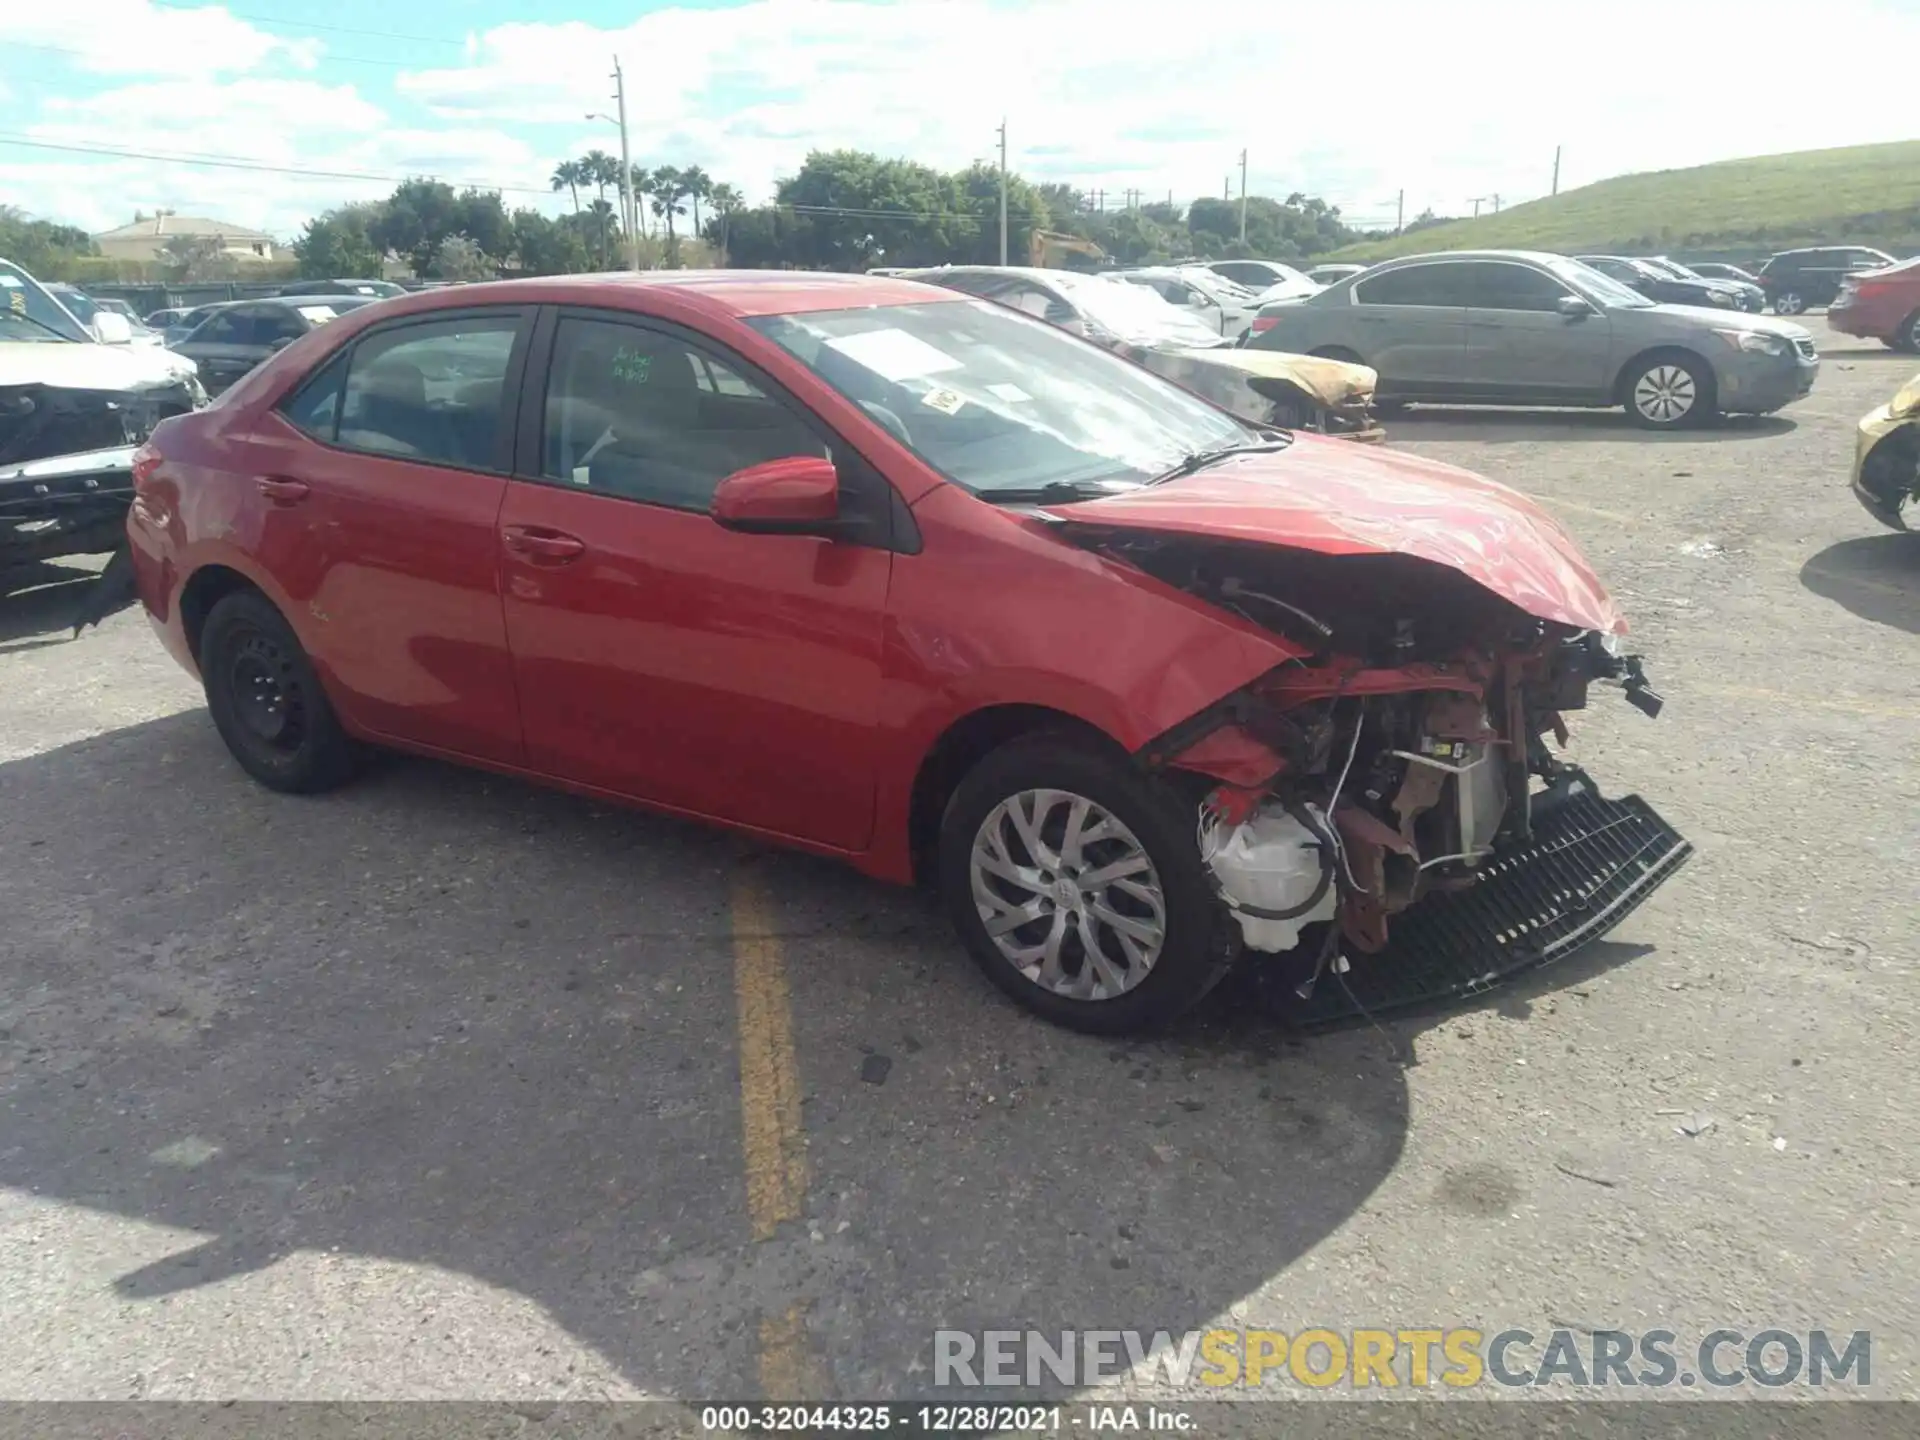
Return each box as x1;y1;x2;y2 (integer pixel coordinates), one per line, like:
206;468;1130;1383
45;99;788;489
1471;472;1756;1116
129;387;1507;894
1249;249;1820;428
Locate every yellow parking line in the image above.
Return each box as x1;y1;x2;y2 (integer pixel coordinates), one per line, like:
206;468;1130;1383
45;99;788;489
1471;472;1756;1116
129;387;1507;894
732;869;824;1401
759;1303;829;1400
732;870;808;1239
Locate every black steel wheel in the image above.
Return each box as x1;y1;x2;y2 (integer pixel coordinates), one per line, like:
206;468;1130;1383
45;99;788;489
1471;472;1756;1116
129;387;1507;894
201;588;357;793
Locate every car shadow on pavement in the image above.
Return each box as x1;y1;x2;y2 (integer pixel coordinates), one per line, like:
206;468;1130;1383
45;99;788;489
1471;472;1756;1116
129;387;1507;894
1799;533;1920;635
0;562;97;648
1384;409;1796;445
0;711;1651;1401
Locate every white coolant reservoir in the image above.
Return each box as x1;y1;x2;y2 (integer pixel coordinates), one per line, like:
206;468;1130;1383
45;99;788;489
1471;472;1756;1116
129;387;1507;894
1199;802;1338;953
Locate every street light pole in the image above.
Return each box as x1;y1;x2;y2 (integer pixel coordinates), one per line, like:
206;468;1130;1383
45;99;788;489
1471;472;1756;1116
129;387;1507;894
612;57;639;270
1238;148;1248;244
997;118;1008;266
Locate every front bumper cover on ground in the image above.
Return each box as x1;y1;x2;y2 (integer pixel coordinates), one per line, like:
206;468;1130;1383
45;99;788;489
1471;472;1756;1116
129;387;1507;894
1273;772;1693;1028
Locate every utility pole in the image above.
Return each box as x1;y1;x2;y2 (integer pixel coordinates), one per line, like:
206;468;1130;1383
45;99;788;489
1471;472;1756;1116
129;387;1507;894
1396;188;1405;233
1551;145;1561;196
1471;196;1484;218
996;118;1008;266
611;57;639;270
1492;193;1502;213
1238;148;1248;244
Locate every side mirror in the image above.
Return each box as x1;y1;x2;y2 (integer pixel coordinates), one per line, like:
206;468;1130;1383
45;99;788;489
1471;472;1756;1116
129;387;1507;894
1556;295;1596;318
91;312;134;345
710;455;841;536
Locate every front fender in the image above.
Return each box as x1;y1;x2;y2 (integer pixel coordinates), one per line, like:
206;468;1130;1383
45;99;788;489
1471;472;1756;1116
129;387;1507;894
861;484;1302;879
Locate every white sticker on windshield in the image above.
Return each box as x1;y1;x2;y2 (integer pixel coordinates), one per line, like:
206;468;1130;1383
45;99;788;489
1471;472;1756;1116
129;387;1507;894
0;276;19;287
920;387;967;416
824;328;962;381
986;382;1031;403
296;306;339;324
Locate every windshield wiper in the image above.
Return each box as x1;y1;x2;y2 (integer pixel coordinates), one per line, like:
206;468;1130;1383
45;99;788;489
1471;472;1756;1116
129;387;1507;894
1148;437;1293;485
975;479;1142;506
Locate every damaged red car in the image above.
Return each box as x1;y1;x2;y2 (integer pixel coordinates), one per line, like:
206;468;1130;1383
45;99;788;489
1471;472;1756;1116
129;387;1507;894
127;272;1690;1034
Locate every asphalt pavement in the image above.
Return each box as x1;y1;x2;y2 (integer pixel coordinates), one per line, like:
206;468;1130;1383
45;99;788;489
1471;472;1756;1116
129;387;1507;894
1;316;1915;1408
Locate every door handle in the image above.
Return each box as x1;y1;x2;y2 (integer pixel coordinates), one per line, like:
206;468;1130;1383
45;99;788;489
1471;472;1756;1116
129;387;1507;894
255;476;310;504
502;526;586;562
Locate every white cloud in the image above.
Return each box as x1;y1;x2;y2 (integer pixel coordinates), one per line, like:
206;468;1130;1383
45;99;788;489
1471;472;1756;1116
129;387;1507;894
1;0;318;76
398;0;1920;220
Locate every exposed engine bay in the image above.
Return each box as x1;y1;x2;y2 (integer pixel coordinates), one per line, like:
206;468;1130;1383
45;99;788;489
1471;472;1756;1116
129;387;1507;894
1117;532;1691;1023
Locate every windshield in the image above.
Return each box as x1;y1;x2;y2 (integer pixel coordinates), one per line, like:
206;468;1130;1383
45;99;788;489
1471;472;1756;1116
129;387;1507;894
1657;259;1705;280
1554;257;1655;309
0;260;94;341
1047;272;1226;347
748;299;1252;495
0;306;71;342
50;287;101;324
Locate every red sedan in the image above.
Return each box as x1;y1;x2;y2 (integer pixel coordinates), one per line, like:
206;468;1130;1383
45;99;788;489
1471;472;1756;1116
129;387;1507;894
1830;257;1920;353
127;272;1689;1033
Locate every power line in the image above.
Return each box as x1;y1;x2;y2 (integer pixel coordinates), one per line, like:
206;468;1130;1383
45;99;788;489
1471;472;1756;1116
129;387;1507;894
0;132;553;195
149;0;467;47
0;36;418;69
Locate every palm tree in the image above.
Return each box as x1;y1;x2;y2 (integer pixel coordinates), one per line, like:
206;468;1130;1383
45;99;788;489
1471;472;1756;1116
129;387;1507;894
581;150;617;205
550;159;583;214
708;182;742;259
649;165;688;264
629;165;654;241
680;165;713;235
585;197;617;268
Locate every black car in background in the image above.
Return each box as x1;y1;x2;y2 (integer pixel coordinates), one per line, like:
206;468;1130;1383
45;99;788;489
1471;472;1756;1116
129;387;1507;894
1687;261;1763;287
170;295;376;394
1575;255;1743;309
275;278;406;299
1642;257;1765;311
1756;247;1898;315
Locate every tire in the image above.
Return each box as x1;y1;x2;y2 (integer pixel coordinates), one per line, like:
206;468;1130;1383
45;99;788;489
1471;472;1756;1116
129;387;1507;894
1891;311;1920;355
1309;345;1366;365
937;737;1232;1035
1772;290;1806;316
1623;353;1714;429
200;588;357;794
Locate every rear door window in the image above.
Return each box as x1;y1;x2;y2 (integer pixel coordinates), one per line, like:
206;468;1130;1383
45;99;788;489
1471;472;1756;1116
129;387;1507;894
333;314;523;470
1353;263;1470;306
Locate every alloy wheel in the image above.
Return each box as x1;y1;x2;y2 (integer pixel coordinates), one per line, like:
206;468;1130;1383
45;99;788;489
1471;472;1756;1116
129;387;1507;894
969;788;1167;1001
1774;291;1806;315
1632;365;1697;425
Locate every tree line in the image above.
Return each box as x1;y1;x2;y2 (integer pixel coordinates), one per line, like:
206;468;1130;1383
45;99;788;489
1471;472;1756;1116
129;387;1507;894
288;149;1377;281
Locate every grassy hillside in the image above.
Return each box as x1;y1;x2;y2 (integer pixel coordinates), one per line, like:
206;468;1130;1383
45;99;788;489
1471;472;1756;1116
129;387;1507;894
1334;140;1920;263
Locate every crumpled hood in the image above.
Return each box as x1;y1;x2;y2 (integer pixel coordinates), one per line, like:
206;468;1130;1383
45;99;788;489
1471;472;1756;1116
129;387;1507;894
0;339;198;390
1156;346;1376;407
1044;434;1625;635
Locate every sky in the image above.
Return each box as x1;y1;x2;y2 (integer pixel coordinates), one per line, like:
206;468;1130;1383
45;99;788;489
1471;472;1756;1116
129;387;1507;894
1;0;1917;243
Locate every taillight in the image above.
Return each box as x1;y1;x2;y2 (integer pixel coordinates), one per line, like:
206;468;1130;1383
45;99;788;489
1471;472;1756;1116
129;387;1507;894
1251;314;1279;333
131;441;163;492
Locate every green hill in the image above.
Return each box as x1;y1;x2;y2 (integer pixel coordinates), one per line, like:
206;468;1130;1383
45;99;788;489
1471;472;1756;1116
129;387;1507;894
1334;140;1920;263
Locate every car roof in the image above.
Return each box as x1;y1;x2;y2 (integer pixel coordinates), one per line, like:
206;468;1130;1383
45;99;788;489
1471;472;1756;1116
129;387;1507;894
1373;249;1572;266
274;294;377;308
340;269;968;322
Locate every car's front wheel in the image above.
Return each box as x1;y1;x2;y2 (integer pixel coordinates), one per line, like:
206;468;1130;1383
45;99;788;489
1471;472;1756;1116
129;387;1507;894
1772;290;1807;315
1891;310;1920;354
201;588;358;794
1624;354;1714;429
937;737;1231;1034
